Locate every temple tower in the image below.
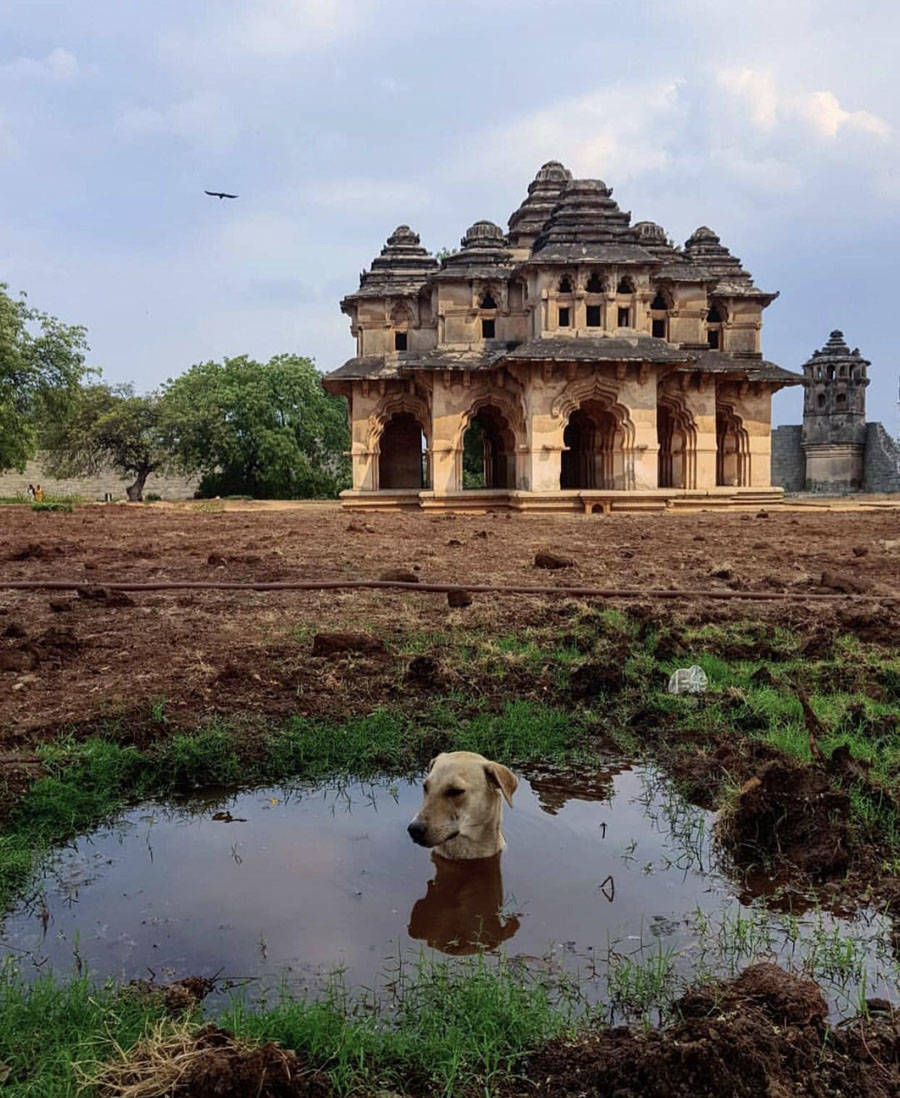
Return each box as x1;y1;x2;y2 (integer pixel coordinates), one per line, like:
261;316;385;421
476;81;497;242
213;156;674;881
801;330;870;491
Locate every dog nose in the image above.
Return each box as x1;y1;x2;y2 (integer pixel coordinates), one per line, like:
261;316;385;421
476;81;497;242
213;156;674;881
408;820;427;844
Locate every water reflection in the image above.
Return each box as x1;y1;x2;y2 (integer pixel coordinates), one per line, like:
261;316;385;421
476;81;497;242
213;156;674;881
408;853;519;955
528;764;627;815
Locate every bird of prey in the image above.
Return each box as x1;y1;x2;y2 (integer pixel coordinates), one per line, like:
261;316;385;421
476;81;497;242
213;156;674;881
205;190;239;199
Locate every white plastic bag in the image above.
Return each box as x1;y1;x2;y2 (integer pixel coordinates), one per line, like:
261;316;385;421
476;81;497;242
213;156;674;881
667;665;708;695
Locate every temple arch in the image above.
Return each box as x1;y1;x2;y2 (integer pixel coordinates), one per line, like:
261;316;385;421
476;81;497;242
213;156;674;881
553;383;635;491
453;389;525;491
657;395;697;489
368;392;431;491
715;402;750;487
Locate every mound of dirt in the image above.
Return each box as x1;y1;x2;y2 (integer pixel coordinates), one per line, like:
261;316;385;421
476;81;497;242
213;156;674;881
93;1024;330;1098
311;632;386;658
519;965;899;1098
720;760;851;879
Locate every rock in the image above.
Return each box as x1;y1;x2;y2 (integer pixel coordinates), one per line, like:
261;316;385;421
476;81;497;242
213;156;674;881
447;589;473;608
378;568;419;583
851;545;868;557
820;570;868;594
534;551;575;570
311;632;386;658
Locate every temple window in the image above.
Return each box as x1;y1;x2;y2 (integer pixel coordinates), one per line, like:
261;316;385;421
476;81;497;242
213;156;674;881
707;329;719;349
817;392;826;408
394;331;408;351
586;272;604;293
707;305;723;323
481;318;496;339
586;305;602;327
651;291;668;310
836;392;847;406
616;276;634;294
617;307;630;327
480;290;498;310
652;318;666;339
558;275;573;293
558;306;571;327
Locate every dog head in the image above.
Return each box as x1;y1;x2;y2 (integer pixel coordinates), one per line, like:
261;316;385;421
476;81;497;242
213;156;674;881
407;751;518;859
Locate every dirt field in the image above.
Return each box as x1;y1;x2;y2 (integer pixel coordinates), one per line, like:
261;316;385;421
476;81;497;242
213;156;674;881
1;501;899;742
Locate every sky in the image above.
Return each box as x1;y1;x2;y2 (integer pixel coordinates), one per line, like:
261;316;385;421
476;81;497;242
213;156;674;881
1;0;898;431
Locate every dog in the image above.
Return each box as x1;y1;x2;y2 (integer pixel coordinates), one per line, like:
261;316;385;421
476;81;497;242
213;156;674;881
407;751;518;860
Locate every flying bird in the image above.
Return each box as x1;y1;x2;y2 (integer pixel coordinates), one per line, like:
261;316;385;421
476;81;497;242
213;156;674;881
205;190;239;200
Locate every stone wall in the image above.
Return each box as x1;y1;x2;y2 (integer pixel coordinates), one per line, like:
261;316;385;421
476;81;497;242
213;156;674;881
770;425;804;492
864;422;900;493
0;454;199;500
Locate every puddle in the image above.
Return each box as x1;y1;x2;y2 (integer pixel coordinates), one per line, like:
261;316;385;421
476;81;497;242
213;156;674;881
1;765;896;1019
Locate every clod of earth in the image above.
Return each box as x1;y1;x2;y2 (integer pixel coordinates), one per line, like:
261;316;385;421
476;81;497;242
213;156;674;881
534;552;575;569
722;760;851;879
311;632;386;658
447;588;472;607
377;568;419;583
521;964;899;1098
820;570;870;594
853;546;869;557
76;586;135;606
405;654;442;687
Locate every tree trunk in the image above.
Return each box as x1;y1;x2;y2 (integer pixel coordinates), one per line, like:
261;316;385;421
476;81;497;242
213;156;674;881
126;467;151;501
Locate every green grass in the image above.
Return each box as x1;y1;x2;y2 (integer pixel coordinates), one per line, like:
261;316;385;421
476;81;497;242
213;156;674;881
0;956;575;1097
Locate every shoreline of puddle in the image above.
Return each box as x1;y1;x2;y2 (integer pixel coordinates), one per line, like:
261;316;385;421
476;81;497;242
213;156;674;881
1;763;896;1022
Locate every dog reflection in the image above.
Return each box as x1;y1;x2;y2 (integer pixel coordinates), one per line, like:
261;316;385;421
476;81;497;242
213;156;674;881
408;852;520;955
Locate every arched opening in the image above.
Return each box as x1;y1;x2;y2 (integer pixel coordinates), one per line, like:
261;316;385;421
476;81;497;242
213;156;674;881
558;274;574;293
817;392;826;409
561;400;626;490
616;276;635;294
462;405;516;490
378;412;428;490
586;271;604;293
657;401;696;488
480;290;498;310
716;405;750;487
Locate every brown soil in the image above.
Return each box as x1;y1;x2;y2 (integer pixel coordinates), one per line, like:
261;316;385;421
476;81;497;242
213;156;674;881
516;964;900;1098
1;505;898;746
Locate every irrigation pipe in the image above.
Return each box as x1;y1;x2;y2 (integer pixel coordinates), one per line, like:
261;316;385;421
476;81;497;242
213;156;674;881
0;579;894;602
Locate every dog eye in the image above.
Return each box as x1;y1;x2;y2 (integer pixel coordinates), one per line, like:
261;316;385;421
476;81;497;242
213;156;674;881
446;787;465;797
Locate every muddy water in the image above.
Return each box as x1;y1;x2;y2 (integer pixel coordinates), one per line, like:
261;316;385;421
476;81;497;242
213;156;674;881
1;766;896;1016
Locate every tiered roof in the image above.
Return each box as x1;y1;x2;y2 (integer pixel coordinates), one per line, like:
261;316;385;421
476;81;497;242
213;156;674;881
342;224;438;303
434;220;512;280
529;179;653;266
802;331;870;377
507;160;573;249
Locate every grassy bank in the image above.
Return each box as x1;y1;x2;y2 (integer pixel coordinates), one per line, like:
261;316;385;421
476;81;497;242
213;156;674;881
0;955;577;1097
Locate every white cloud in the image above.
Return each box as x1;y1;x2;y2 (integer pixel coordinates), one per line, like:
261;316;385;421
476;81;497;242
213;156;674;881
0;47;79;81
799;90;891;140
716;66;891;142
231;0;371;56
458;81;685;183
117;92;239;152
716;67;778;131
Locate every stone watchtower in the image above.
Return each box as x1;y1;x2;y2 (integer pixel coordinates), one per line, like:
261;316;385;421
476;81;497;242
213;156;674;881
801;330;870;491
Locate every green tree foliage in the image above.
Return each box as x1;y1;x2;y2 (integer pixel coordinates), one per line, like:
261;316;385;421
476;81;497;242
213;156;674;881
163;354;350;499
41;383;171;501
462;419;486;488
0;284;89;471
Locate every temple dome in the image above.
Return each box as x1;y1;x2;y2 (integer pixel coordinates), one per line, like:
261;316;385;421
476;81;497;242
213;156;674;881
461;220;507;249
507;162;573;249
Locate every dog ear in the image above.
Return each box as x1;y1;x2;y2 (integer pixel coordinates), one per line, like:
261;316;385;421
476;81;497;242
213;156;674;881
484;762;518;807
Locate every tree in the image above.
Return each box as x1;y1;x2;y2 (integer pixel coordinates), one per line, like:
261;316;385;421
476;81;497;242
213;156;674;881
163;354;350;499
0;284;90;471
42;383;171;501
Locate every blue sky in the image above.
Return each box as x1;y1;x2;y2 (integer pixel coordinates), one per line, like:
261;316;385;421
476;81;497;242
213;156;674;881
1;0;898;429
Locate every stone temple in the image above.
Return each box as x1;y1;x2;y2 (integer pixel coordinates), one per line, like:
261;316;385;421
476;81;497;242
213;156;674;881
771;330;900;494
323;162;802;512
